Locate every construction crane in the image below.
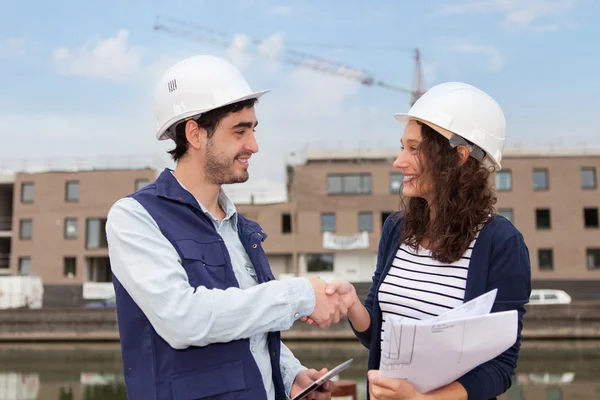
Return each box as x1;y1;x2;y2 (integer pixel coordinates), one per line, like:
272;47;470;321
152;16;425;105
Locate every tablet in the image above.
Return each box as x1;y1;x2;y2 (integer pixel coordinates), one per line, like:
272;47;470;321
291;358;353;400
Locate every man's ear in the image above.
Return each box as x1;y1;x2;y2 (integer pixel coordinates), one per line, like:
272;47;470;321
457;145;470;165
185;120;204;150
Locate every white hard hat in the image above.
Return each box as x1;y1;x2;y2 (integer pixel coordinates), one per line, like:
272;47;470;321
153;55;270;140
394;82;506;170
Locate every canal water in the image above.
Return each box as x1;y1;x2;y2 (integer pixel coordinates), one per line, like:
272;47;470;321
0;340;598;399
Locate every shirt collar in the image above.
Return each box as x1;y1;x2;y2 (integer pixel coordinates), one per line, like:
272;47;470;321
170;171;239;230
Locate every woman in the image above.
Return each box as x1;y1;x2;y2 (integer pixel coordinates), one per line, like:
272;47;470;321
310;82;532;399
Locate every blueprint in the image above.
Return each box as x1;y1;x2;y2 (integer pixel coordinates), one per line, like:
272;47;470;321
379;289;518;393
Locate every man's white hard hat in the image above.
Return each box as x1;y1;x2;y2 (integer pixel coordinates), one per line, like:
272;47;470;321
153;55;270;140
394;82;506;170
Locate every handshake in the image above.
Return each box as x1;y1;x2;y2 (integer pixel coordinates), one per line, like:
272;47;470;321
302;277;359;328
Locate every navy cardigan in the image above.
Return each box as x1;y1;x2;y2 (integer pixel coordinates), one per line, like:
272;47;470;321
351;212;532;400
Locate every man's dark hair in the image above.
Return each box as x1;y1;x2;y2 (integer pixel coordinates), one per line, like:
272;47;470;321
167;98;258;161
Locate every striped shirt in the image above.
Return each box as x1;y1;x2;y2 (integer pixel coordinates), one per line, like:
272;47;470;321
378;237;477;331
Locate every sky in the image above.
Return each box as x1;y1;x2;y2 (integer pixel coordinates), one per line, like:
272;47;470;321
1;0;599;202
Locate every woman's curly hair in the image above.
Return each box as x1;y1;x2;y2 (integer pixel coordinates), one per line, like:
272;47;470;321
399;122;497;263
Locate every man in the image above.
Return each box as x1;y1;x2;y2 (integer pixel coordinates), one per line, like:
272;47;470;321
106;55;344;400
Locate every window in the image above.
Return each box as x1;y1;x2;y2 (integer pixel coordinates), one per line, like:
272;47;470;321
321;213;336;232
18;257;31;275
86;218;108;249
545;293;558;300
587;248;600;270
536;208;551;229
538;249;554;271
65;181;79;202
497;208;514;223
358;212;373;232
64;257;77;277
390;173;403;193
581;167;597;189
327;174;371;195
20;182;34;203
381;212;393;227
495;170;512;191
545;388;562;400
19;219;32;240
306;254;334;273
584;207;599;228
326;175;342;194
281;213;292;234
135;179;150;191
533;168;549;190
59;387;73;400
64;218;78;239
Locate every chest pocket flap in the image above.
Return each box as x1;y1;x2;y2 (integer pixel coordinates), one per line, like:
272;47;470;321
177;239;226;266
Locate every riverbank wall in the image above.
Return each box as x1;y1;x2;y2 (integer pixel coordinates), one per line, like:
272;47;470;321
1;302;599;342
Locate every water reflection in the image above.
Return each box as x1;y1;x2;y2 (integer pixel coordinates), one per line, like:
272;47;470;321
0;341;598;400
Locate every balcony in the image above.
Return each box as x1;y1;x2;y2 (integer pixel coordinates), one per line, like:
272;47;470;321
0;217;11;238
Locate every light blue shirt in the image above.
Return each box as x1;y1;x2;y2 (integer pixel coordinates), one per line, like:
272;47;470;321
105;178;316;399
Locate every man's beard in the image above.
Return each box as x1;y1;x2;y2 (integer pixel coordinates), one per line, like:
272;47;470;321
204;139;250;185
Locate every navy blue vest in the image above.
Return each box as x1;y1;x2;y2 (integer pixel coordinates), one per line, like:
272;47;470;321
111;169;286;400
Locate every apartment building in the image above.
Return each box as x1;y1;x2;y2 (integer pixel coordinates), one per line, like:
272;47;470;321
0;162;158;306
1;148;598;305
238;148;600;299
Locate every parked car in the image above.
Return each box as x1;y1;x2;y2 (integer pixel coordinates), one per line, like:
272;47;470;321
85;296;116;308
529;289;572;305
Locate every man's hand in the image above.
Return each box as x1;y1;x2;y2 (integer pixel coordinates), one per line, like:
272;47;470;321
290;368;335;400
303;280;357;326
368;370;424;400
307;277;345;328
326;280;358;310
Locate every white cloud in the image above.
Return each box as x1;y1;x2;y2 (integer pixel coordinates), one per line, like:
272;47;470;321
269;5;292;15
258;33;284;70
0;37;34;58
227;33;251;70
434;0;577;31
443;42;505;72
52;30;144;82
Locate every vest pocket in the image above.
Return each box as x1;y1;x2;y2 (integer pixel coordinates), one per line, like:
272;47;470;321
170;360;246;399
176;239;226;289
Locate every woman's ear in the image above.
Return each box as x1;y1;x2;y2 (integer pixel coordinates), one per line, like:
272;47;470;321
457;145;470;165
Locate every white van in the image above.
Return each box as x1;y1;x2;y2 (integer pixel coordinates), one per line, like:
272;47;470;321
529;289;572;305
0;275;44;309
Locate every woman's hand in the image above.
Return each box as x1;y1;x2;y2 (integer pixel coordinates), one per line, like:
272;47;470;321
368;370;424;400
301;280;358;326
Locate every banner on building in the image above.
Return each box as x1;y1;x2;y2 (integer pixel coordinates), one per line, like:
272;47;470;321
322;231;369;250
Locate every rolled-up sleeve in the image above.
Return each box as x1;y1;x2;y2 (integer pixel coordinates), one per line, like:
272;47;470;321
106;198;316;350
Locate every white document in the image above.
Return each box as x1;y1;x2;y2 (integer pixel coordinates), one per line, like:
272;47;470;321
379;289;518;394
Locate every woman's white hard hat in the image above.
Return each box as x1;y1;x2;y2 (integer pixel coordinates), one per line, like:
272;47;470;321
153;55;270;140
394;82;506;170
